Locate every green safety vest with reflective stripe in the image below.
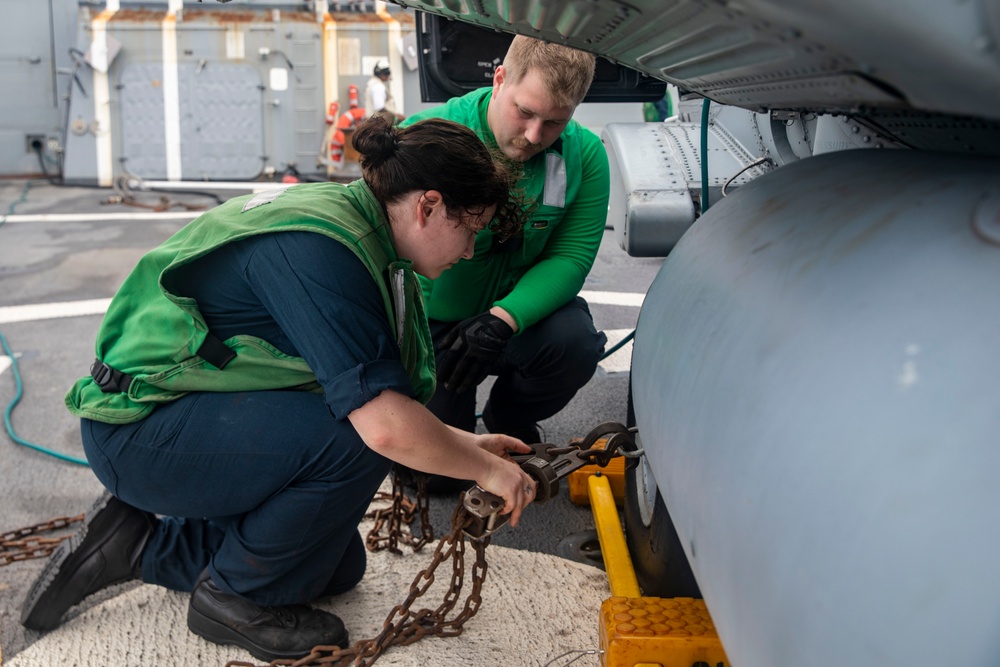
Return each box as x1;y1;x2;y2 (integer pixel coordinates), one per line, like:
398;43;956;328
65;180;436;425
401;87;609;331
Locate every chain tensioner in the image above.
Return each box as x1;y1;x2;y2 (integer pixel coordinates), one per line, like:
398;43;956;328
464;421;636;539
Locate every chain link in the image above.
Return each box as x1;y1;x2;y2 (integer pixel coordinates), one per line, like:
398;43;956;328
1;472;484;667
365;469;434;554
3;424;636;665
1;514;83;566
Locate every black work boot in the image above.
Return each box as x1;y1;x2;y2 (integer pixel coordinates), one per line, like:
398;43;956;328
187;571;349;662
21;490;156;632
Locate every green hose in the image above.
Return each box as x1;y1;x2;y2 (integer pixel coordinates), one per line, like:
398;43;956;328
1;331;89;466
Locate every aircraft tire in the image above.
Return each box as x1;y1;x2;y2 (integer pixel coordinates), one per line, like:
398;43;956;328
623;383;701;598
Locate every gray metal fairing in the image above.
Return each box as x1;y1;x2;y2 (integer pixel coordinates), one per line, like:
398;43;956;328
631;148;1000;667
389;0;1000;122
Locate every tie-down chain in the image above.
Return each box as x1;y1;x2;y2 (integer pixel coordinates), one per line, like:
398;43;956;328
227;501;490;667
0;422;637;667
463;421;637;539
0;514;83;565
228;421;637;666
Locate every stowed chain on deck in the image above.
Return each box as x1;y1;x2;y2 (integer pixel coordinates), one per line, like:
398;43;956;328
225;421;638;666
227;494;489;667
1;422;637;666
0;514;83;566
365;467;435;554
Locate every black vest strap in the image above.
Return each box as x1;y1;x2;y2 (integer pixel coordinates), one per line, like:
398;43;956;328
196;332;237;370
90;333;235;394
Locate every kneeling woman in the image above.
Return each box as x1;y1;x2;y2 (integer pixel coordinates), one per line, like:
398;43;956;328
23;115;536;661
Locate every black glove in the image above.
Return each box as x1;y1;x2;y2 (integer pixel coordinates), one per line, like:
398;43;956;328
437;313;514;394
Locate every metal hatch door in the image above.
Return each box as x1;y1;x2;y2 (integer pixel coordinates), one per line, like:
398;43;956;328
120;62;264;180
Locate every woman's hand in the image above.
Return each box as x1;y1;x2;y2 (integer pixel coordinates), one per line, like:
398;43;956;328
474;434;536;527
351;392;536;525
475;433;532;460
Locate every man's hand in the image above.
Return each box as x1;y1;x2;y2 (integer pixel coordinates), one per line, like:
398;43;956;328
437;312;514;394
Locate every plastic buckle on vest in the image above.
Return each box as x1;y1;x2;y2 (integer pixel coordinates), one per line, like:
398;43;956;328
90;359;133;394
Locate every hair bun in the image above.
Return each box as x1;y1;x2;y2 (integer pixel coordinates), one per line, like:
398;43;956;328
352;113;399;168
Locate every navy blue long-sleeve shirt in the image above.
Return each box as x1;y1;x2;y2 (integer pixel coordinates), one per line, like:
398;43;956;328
169;230;414;419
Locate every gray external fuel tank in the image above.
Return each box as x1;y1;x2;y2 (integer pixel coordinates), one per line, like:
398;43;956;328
632;148;1000;667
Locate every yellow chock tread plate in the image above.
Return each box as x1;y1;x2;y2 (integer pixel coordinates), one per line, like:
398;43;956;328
568;437;626;505
599;596;730;667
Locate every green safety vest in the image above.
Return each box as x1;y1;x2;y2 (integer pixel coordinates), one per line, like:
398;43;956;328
66;181;436;424
402;87;609;330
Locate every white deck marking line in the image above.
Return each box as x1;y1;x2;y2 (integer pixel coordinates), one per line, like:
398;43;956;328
579;290;645;307
0;355;11;378
1;211;202;224
597;328;634;376
2;185;293;224
0;299;112;324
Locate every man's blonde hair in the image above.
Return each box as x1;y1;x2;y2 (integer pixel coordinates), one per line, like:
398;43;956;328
502;36;596;108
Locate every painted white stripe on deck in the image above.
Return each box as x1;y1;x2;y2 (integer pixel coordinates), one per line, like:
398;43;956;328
598;328;634;376
580;290;645;307
1;211;202;224
0;299;112;325
0;355;11;378
129;181;290;191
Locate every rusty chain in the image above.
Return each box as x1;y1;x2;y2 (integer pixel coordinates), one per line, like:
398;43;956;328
3;471;489;667
364;468;434;553
103;194;209;212
227;488;489;667
3;425;637;666
1;514;83;566
106;175;212;212
224;425;636;667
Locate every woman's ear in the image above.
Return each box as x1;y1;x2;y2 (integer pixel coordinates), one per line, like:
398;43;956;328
418;190;444;228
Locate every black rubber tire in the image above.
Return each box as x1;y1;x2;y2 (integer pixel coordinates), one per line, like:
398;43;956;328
623;382;701;598
556;529;606;571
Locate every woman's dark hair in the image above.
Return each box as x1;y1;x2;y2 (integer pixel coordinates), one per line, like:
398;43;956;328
352;113;525;240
